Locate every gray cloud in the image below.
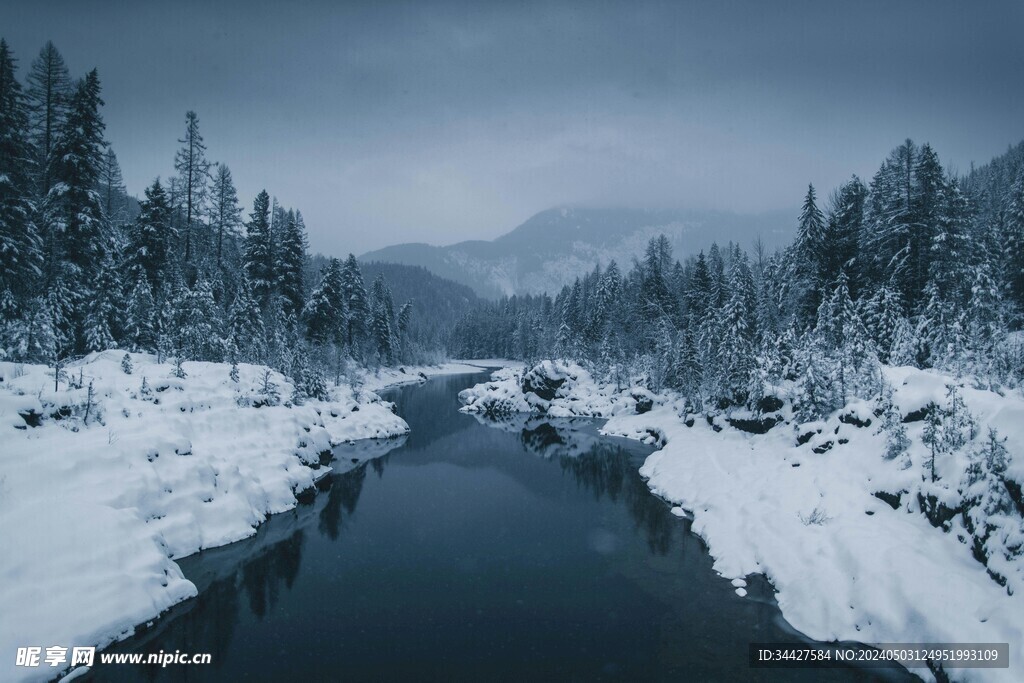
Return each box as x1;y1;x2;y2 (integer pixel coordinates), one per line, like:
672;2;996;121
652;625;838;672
3;0;1021;255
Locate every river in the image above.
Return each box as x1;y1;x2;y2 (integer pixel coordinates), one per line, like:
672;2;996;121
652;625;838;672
95;371;913;682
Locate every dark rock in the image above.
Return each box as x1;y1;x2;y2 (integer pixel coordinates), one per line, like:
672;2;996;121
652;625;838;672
50;405;72;420
812;441;833;454
1003;479;1024;517
902;405;931;423
728;415;781;434
873;490;903;510
917;492;962;528
839;412;872;428
757;395;784;413
796;430;816;446
522;374;564;401
632;392;653;414
18;410;42;428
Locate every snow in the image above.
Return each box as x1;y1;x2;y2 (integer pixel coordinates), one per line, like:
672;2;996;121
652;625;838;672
459;361;1024;682
0;350;441;683
358;361;489;393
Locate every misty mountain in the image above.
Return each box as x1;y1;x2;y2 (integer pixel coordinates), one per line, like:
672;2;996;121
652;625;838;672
361;207;795;298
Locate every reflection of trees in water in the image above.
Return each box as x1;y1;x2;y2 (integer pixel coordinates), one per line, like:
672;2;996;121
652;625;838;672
98;527;308;680
556;442;675;556
242;530;304;618
318;457;383;540
482;414;675;556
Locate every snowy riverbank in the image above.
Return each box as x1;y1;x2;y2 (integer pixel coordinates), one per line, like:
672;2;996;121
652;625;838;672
459;361;1024;682
0;351;475;682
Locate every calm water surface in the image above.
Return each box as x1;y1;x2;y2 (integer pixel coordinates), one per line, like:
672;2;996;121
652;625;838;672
96;371;913;682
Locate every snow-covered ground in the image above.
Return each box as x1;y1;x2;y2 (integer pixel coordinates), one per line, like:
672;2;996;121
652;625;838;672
359;361;491;393
459;361;1024;682
0;351;473;683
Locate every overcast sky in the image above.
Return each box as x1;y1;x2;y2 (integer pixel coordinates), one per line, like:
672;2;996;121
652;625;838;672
3;0;1022;256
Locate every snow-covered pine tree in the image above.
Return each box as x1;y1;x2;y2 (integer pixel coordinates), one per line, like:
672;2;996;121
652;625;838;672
790;183;828;326
861;141;916;303
1002;168;1024;317
303;258;347;346
876;384;909;461
822;176;866;298
175;279;221;361
127;179;175;292
716;252;757;406
124;273;156;352
276;208;307;319
227;275;266;363
43;70;108;351
370;274;396;365
340;254;370;353
82;253;120;352
0;40;43;299
244;190;274;309
396;300;412;363
862;283;903;363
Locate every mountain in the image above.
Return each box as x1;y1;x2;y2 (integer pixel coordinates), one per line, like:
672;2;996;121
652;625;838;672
361;207;795;298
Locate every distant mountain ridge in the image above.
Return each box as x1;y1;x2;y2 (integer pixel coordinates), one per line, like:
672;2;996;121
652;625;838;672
361;207;795;298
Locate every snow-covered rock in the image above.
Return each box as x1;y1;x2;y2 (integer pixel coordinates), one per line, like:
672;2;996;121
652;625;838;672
0;351;413;683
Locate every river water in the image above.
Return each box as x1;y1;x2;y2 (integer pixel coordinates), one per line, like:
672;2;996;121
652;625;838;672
96;371;912;682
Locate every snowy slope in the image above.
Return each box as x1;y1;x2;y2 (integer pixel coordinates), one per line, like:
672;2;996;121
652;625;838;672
0;351;417;683
459;361;1024;682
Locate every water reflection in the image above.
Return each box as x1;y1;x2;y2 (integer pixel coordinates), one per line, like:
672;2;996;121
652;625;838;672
469;411;675;555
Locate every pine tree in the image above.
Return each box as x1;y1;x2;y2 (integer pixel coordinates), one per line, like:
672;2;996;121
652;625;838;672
370;274;396;364
340;254;369;352
0;40;42;298
1002;168;1024;316
127;179;175;291
174;111;210;263
244;190;274;308
863;284;903;363
303;258;347;346
716;252;757;406
909;143;945;305
862;141;916;304
228;275;266;363
25;41;71;201
396;300;413;362
790;183;828;326
98;146;127;230
822;177;865;297
209;163;241;270
175;279;221;360
82;254;119;352
43;69;107;334
124;274;156;351
276;209;307;318
876;384;909;460
930;177;972;307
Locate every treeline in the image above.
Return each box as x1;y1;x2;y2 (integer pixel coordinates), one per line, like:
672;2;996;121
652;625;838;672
453;139;1024;419
0;40;422;393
